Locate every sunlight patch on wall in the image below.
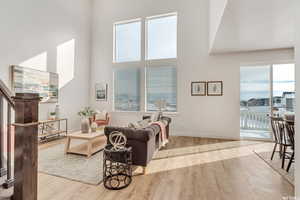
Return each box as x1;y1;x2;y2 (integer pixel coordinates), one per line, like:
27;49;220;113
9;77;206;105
57;39;75;89
19;52;47;71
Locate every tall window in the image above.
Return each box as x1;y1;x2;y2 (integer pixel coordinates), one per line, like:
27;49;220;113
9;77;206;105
114;68;141;111
114;20;141;63
113;13;178;112
146;66;177;112
146;14;177;60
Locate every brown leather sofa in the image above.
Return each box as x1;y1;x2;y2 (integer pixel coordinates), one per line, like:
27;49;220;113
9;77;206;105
104;116;171;168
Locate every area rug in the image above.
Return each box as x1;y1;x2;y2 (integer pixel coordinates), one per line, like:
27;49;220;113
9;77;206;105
38;141;103;185
254;150;294;185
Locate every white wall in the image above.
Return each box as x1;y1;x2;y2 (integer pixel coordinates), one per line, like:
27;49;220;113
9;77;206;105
90;0;294;139
211;0;295;53
295;0;299;198
209;0;228;51
0;0;92;131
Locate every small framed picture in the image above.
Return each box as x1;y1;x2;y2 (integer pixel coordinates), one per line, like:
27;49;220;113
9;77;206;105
191;81;206;96
207;81;223;96
95;83;108;101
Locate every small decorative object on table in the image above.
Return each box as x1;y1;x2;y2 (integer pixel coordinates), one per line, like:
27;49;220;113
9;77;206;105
78;107;96;133
49;112;56;120
55;104;60;119
154;99;167;119
103;131;132;190
91;121;98;132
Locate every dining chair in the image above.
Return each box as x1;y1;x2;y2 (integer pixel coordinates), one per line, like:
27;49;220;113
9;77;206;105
270;117;284;160
285;120;295;172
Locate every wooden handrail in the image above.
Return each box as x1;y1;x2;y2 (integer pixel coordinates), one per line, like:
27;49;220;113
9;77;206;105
0;79;15;108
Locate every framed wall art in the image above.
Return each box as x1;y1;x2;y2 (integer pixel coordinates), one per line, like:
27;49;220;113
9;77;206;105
207;81;223;96
11;65;59;103
191;81;206;96
95;83;108;101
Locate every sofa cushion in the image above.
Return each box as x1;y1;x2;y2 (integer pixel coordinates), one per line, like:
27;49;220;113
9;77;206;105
138;119;151;128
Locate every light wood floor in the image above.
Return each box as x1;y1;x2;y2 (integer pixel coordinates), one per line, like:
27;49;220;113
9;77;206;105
37;137;294;200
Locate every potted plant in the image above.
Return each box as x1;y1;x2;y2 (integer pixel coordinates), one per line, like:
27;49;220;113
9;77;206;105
49;112;56;120
78;107;95;133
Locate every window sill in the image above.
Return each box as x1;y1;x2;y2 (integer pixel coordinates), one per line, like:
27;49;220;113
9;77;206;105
112;111;179;117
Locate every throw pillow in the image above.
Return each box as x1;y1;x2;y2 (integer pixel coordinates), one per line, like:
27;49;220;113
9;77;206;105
128;121;141;129
138;119;151;128
95;110;107;120
128;122;136;129
160;119;168;126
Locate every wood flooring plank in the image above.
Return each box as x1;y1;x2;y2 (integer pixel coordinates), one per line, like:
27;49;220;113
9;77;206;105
37;136;294;200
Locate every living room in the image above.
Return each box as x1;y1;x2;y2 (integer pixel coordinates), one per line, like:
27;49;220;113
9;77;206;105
0;0;300;199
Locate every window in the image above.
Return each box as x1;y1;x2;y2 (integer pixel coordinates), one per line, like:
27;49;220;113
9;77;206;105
146;66;177;112
146;14;177;60
114;20;141;63
114;68;141;111
113;13;178;113
272;63;295;112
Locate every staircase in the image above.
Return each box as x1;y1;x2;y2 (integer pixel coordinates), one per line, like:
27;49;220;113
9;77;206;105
0;80;14;200
0;176;13;200
0;79;40;200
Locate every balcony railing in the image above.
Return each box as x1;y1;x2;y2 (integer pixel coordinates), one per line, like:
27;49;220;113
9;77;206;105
240;109;270;130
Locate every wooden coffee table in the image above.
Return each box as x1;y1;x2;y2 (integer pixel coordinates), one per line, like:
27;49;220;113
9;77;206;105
65;130;106;157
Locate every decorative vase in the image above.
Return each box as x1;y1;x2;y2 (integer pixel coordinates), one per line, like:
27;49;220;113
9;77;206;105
49;113;56;120
81;118;90;133
91;122;98;132
55;104;60;119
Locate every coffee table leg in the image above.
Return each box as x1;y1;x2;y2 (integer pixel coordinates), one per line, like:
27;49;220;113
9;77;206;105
65;137;71;154
87;141;92;158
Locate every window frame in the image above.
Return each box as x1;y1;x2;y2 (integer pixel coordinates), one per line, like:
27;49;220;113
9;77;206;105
112;13;179;114
113;18;142;64
145;64;178;113
113;66;143;112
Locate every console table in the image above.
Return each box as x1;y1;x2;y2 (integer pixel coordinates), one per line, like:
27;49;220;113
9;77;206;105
38;118;68;142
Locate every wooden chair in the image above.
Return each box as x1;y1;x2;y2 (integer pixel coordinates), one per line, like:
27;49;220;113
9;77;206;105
270;117;284;161
93;112;110;127
284;120;295;172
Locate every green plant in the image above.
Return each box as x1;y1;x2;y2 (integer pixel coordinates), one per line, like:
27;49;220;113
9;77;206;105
50;112;56;115
78;107;95;118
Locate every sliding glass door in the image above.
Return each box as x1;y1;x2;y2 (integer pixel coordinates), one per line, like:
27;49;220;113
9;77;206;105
272;64;295;114
240;65;272;139
240;63;295;140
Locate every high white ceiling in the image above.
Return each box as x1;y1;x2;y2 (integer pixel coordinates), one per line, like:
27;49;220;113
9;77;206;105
210;0;295;53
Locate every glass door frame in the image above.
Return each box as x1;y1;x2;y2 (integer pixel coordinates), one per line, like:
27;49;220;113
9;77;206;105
240;61;295;141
